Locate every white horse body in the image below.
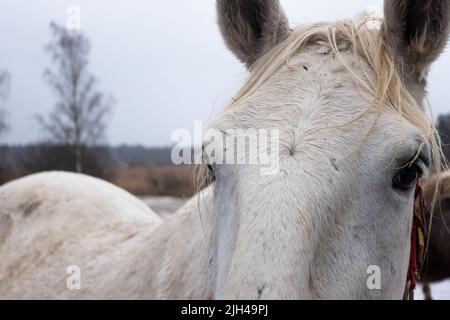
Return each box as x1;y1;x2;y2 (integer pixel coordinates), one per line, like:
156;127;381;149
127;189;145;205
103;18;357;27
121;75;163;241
0;172;212;299
1;0;449;299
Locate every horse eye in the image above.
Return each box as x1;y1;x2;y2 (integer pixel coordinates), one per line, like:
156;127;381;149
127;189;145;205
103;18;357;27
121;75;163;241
207;164;216;180
392;164;422;192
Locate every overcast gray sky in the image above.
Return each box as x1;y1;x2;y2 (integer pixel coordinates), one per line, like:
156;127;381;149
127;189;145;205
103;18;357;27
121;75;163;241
1;0;449;146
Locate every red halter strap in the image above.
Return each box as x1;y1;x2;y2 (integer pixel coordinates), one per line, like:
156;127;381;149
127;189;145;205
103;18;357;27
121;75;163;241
403;182;427;300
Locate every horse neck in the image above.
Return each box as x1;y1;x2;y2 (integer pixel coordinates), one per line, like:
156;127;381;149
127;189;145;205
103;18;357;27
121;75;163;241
129;187;213;299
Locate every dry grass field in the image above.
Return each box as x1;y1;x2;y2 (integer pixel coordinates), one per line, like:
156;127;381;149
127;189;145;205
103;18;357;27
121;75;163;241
105;164;196;197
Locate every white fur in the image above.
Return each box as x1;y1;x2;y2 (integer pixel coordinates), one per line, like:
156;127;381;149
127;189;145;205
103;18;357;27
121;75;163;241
206;48;428;299
0;4;444;299
0;172;212;299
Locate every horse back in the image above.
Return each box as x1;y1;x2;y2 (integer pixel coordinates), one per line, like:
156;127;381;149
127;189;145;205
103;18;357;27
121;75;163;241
0;171;162;299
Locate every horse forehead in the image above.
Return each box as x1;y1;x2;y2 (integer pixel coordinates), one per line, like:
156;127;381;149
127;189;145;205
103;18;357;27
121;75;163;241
212;48;420;156
216;49;374;129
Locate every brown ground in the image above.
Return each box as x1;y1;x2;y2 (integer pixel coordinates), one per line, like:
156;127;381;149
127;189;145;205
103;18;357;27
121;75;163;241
105;164;196;197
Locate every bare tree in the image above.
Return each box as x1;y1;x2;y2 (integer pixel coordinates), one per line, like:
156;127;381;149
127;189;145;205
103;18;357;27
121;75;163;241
0;71;10;140
38;23;113;172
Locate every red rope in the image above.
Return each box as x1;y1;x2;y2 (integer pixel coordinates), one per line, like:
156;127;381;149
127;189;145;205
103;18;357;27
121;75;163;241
405;182;427;298
407;215;419;290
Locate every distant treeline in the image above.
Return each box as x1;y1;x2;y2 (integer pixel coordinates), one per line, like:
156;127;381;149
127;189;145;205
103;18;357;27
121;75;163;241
0;144;197;196
0;144;174;169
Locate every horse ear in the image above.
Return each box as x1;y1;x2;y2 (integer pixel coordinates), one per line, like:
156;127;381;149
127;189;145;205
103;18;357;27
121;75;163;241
217;0;290;68
383;0;450;83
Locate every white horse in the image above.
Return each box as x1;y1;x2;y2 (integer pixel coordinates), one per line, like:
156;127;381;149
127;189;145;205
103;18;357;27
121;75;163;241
1;0;449;299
